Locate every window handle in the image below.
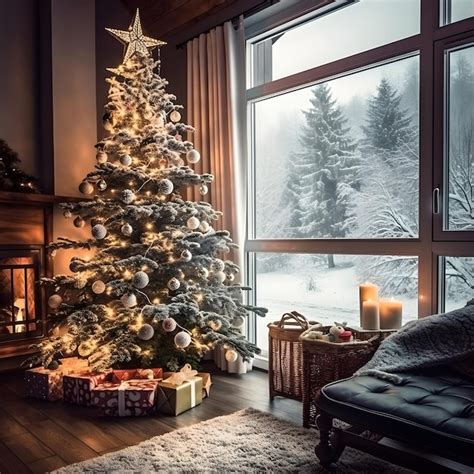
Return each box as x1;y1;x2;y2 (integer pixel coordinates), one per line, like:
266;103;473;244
433;187;440;214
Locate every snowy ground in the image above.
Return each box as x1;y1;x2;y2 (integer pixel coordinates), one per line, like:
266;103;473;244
255;264;418;355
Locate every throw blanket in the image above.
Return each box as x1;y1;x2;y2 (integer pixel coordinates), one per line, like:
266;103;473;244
355;300;474;384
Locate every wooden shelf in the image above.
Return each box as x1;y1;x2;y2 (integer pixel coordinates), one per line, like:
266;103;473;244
0;191;87;206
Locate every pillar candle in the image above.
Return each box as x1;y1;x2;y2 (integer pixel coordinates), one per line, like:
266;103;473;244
379;298;403;329
359;282;379;326
361;300;380;330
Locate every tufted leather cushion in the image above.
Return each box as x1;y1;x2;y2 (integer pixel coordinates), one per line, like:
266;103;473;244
317;370;474;464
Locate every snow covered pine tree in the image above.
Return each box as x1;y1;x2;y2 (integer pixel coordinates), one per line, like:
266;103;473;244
31;10;265;372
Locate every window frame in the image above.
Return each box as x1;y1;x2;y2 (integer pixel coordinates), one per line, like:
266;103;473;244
244;0;474;357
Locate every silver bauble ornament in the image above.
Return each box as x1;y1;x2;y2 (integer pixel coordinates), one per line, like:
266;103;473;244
180;249;192;262
48;294;62;309
69;260;80;272
120;189;135;204
63;209;72;219
157;178;173;195
138;324;154;341
214;271;226;283
186;149;201;164
167;277;180;291
97;179;107;191
92;280;106;294
187;216;200;230
96;151;108;164
174;331;191;348
231;315;245;328
121;223;133;236
73;216;85;228
199;221;210;232
212;259;225;272
199;184;208;195
225;349;238;363
79;181;94;195
92;224;107;240
198;267;209;279
170;110;181;122
121;293;137;308
120;154;132;166
78;342;93;357
133;271;149;289
162;317;177;332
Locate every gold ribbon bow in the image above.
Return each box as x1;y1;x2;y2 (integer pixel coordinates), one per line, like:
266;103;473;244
163;364;198;385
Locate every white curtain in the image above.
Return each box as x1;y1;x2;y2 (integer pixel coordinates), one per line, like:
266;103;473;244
187;20;251;374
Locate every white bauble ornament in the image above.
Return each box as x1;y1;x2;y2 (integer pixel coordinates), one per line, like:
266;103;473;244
48;294;62;309
133;271;149;289
121;189;135;204
187;216;200;230
63;209;72;219
73;216;85;228
96;151;108;164
167;277;180;291
121;293;137;308
231;315;245;328
138;324;154;341
180;249;192;262
174;331;191;348
199;184;208;195
162;317;177;332
97;179;107;191
92;280;106;294
78;342;93;357
79;181;94;195
92;224;107;240
199;221;210;232
186;150;201;164
120;154;132;166
214;271;226;283
157;178;173;195
198;267;209;279
225;349;238;363
170;110;181;122
212;259;225;272
121;223;133;236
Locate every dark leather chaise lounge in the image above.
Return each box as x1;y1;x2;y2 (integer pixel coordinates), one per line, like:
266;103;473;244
315;369;474;472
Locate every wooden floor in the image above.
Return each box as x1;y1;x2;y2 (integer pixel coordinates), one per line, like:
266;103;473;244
0;365;302;473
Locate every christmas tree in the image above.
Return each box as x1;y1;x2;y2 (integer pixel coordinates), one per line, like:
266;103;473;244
33;10;265;372
287;83;357;267
0;139;39;193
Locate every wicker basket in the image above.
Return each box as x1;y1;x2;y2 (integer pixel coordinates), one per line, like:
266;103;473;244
268;311;312;401
301;329;380;428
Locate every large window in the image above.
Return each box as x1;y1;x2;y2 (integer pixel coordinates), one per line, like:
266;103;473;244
246;0;474;363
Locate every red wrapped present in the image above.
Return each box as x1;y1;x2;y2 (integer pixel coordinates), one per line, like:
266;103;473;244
24;367;63;401
91;380;159;416
110;367;163;383
63;371;109;406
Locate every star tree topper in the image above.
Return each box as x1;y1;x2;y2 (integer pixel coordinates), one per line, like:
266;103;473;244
106;9;166;63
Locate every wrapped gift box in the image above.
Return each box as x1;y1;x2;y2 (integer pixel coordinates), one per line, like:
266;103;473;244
63;371;109;406
197;372;212;398
24;367;63;401
91;380;159;416
110;368;163;382
156;376;203;416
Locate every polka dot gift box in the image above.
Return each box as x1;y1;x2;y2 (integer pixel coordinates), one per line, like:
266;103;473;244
24;367;63;401
91;380;160;417
63;371;110;406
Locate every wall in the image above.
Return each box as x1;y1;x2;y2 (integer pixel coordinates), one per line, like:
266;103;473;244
0;0;40;179
51;0;97;274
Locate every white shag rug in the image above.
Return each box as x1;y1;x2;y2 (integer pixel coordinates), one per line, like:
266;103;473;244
55;408;412;473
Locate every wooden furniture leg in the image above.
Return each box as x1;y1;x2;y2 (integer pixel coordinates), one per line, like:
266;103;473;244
315;411;345;466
